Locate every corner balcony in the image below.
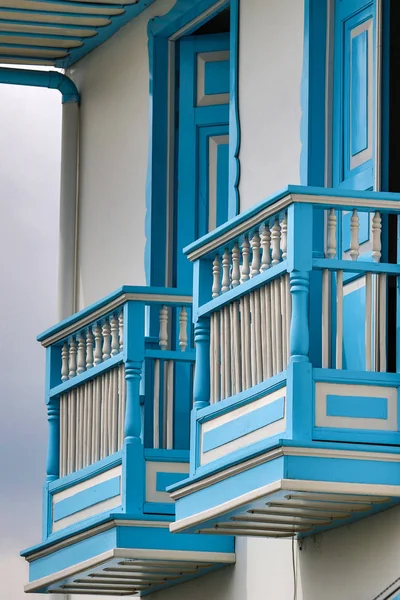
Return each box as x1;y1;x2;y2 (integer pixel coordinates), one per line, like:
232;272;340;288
21;287;234;595
170;186;400;540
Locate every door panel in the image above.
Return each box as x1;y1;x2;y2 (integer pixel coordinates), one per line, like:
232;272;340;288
172;33;230;449
176;33;230;289
332;0;377;371
333;0;375;191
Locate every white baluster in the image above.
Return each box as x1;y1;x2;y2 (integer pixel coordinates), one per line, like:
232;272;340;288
271;220;281;266
102;319;111;360
118;312;124;352
350;209;360;261
231;243;241;287
77;333;86;375
159;306;168;350
94;325;103;366
241;236;250;283
86;329;94;369
372;211;382;263
179;306;188;352
221;248;231;293
110;315;120;356
280;213;288;260
68;338;77;379
250;231;261;277
212;254;221;298
261;225;271;271
61;342;69;382
326;208;337;259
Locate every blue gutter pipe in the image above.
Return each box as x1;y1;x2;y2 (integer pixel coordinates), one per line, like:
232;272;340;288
0;67;80;319
0;67;80;103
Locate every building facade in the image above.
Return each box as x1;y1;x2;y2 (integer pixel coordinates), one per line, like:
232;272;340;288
2;0;400;598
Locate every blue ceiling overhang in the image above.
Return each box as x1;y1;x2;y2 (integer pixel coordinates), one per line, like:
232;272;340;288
0;0;156;68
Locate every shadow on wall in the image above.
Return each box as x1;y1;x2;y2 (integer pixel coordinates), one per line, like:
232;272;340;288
298;504;400;600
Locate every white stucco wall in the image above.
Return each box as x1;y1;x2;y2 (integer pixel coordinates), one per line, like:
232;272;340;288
68;0;304;308
238;0;304;211
147;538;295;600
67;0;175;310
298;504;400;600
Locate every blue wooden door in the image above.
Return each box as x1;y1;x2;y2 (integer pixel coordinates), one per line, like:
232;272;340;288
333;0;377;370
176;33;230;289
169;33;230;450
333;0;376;191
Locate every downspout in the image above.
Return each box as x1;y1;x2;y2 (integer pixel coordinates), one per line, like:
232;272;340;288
0;67;80;320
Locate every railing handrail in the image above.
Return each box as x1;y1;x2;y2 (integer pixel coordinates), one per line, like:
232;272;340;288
38;286;192;347
184;185;400;262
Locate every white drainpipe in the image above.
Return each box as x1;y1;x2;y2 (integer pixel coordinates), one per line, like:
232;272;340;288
0;67;80;320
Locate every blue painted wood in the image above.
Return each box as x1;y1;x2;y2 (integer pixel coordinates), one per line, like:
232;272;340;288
144;448;190;461
313;367;400;386
193;318;211;410
333;0;376;190
123;301;146;515
229;0;240;218
174;456;285;522
49;354;124;399
183;185;400;258
48;452;122;493
37;286;192;343
53;477;121;522
343;278;367;370
287;361;313;442
313;427;400;445
300;0;327;187
326;394;388;419
202;397;285;453
204;59;230;94
197;261;288;316
145;34;169;288
56;0;157;68
46;400;60;483
176;33;230;291
156;472;188;492
144;349;196;362
42;483;51;541
197;371;287;421
312;257;400;275
143;502;175;515
351;30;369;156
198;124;230;236
289;271;310;362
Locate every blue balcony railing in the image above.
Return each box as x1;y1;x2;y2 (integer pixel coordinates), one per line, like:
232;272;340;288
21;286;234;595
169;186;400;540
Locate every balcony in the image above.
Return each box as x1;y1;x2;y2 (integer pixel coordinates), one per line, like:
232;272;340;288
21;287;234;595
170;185;400;540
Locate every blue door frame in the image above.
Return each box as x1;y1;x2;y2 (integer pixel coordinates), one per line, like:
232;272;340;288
145;0;240;290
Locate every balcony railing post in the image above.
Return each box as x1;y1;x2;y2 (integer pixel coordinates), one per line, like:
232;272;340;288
289;272;310;362
123;301;145;443
123;300;145;515
45;346;61;482
45;399;60;483
193;317;210;410
287;203;313;441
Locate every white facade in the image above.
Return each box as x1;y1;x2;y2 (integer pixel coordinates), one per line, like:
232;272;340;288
67;0;303;309
238;0;303;210
67;0;175;309
58;1;397;599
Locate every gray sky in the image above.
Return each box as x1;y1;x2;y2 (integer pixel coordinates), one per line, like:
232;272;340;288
0;81;61;597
